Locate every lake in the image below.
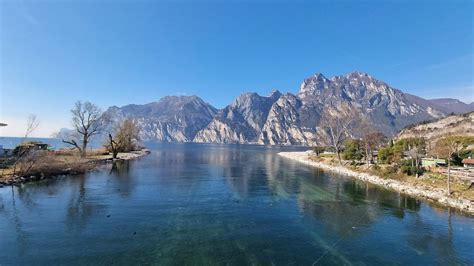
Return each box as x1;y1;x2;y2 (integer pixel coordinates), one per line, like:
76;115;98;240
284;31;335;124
0;143;473;265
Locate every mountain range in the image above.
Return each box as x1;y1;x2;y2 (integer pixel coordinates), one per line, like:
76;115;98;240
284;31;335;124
102;72;474;146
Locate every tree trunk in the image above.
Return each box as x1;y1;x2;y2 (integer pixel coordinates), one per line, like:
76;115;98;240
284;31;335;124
447;160;451;195
109;134;118;159
81;138;88;158
336;150;342;165
365;146;370;168
415;157;419;178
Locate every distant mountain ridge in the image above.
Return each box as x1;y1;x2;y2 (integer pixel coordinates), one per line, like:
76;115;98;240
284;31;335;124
103;96;217;142
426;98;474;114
102;71;474;145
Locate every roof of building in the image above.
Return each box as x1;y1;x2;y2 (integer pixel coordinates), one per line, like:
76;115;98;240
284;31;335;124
462;158;474;164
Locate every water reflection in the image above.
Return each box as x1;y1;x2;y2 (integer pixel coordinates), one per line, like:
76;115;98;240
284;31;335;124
109;160;131;177
0;143;472;265
65;175;107;232
108;160;134;197
10;187;28;258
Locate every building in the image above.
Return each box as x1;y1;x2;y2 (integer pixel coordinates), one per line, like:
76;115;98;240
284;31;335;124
13;141;49;154
462;158;474;169
422;158;447;168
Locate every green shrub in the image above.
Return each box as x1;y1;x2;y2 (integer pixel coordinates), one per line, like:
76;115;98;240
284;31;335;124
343;139;363;161
399;159;423;176
378;146;394;164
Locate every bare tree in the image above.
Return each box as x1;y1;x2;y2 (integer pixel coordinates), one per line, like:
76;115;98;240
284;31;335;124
361;131;386;168
60;101;104;157
433;135;474;195
14;149;50;177
12;115;41;175
106;119;141;159
319;110;359;165
406;147;423;178
24;114;39;140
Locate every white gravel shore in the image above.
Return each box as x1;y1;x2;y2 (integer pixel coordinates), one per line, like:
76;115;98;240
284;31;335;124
92;149;151;161
278;151;474;214
115;149;151;160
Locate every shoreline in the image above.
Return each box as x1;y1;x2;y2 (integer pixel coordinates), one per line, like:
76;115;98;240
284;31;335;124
0;149;150;186
278;151;474;215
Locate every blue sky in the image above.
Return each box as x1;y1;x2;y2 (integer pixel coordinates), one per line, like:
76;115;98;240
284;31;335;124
1;0;473;137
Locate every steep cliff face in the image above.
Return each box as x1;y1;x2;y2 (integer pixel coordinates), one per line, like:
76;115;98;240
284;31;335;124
258;93;316;145
103;96;217;142
257;72;448;145
298;72;444;133
100;71;467;146
193;91;281;143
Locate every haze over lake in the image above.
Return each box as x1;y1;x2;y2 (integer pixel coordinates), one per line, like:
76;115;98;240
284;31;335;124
1;143;472;265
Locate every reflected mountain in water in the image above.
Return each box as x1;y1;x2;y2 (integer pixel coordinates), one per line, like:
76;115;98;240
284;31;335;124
0;143;472;265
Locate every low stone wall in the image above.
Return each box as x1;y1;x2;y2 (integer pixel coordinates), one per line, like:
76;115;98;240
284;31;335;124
278;152;474;214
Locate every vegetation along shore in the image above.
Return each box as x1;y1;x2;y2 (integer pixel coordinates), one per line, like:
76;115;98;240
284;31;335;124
278;151;474;214
0;101;150;186
0;148;150;186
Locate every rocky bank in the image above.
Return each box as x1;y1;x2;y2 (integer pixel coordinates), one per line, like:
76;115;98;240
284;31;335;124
278;151;474;214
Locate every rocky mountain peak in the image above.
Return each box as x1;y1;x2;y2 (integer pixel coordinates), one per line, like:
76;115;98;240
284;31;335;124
330;71;388;88
102;95;217;142
345;71;372;78
268;89;282;100
194;91;282;144
299;72;330;94
231;92;260;108
313;72;328;80
299;71;398;101
158;95;202;105
100;70;471;146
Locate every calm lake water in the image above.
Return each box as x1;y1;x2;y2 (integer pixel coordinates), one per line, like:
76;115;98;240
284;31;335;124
1;143;473;265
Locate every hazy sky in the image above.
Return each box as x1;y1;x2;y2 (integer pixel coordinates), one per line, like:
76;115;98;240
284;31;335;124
1;0;473;137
